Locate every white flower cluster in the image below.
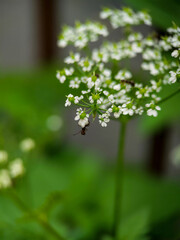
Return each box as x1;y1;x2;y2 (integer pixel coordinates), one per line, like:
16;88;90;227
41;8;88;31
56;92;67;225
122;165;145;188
0;138;35;190
74;108;89;128
142;23;180;85
57;7;179;128
58;21;108;49
100;7;152;28
0;151;25;190
0;151;8;164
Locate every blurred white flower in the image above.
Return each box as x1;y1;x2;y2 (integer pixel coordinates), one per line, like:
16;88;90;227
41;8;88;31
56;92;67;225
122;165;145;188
146;102;161;117
171;49;179;58
20;138;35;152
0;170;12;189
115;70;132;80
169;71;177;84
9;158;25;178
0;151;8;164
46;115;63;131
99;113;110;127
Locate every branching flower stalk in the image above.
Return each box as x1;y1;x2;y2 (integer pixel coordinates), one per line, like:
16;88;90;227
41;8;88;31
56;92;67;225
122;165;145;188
9;189;64;240
0;138;65;240
57;7;180;239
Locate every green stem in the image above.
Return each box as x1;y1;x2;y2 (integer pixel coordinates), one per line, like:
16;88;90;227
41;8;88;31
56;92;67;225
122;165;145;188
8;190;65;240
112;121;127;240
9;189;28;212
38;218;65;240
76;103;90;108
158;87;180;105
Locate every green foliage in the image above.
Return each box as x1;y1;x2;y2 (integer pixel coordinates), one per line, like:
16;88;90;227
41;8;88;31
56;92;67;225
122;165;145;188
0;66;66;148
0;66;180;239
0;147;179;239
119;208;150;240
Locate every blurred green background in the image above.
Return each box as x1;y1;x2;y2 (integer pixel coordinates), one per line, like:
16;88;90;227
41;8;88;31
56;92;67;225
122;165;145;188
0;0;180;239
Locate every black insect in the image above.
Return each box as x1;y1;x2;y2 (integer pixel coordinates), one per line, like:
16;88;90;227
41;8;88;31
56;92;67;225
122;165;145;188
74;121;90;136
120;80;135;87
95;73;100;78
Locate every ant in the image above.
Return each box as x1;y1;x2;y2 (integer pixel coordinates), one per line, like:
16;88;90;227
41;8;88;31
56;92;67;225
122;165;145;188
74;121;90;136
120;80;135;87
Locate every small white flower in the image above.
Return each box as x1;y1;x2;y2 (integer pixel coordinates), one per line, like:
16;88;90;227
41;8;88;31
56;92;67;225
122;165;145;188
103;90;109;96
89;96;94;104
99;113;110;127
0;151;8;164
100;8;113;19
171;49;179;58
74;35;88;48
142;49;161;61
69;77;81;88
103;69;111;77
113;84;121;91
74;108;83;121
57;39;67;48
108;94;115;103
169;71;177;84
135;107;144;115
146;102;161;117
150;80;162;92
20;138;35;152
115;70;132;80
74;95;83;104
122;101;136;116
65;67;74;76
135;86;150;99
151;94;161;102
112;105;122;118
9;158;25;178
141;62;163;76
147;109;158;117
56;72;66;83
79;59;93;72
75;109;89;128
92;50;108;63
137;11;152;25
132;42;142;53
78;118;89;128
128;33;143;42
82;89;90;95
65;53;80;64
65;94;74;107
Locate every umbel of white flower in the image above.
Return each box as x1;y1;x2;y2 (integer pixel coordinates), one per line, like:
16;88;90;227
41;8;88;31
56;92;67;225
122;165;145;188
56;7;180;128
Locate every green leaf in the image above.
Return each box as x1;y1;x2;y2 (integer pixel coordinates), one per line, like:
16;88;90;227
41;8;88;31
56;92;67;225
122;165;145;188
119;208;150;240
